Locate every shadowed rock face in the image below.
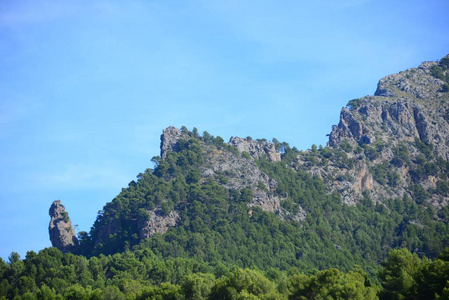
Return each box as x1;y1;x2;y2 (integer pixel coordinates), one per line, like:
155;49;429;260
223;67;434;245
49;200;79;253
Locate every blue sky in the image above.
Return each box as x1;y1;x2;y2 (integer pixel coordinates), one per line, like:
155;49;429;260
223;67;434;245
0;0;448;260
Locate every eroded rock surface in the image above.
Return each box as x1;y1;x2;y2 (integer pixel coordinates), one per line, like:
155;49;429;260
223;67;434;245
49;200;79;253
229;137;281;162
160;126;183;158
138;207;180;238
301;55;449;206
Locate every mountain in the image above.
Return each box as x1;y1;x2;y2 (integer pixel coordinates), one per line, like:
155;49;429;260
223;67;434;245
0;53;446;300
51;55;449;273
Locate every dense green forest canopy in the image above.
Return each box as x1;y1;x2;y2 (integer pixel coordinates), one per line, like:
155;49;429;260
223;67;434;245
1;247;449;299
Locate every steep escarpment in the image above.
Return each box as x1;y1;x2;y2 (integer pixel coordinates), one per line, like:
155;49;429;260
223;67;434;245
329;58;449;156
296;56;449;207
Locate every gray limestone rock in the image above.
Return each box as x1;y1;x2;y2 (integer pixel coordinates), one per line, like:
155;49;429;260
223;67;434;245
160;126;182;158
49;200;79;253
313;55;449;206
138;207;180;238
229;136;281;162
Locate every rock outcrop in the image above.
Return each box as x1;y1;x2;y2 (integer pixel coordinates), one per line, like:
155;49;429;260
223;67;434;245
199;137;302;221
329;57;449;159
158;126;302;223
138;208;180;239
160;127;281;162
303;55;449;205
49;200;79;253
160;126;183;158
229;137;281;162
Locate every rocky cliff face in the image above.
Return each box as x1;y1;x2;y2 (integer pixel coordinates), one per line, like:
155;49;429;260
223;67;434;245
302;55;449;206
160;126;183;159
329;58;449;158
49;200;79;253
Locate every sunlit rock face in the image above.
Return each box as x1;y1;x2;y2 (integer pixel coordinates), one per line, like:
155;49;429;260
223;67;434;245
49;200;79;253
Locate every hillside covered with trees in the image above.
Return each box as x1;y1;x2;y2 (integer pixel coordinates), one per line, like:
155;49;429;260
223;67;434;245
2;56;449;299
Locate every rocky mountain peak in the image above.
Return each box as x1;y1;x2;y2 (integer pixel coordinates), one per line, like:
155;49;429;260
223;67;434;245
311;54;449;205
160;126;183;158
49;200;79;253
374;59;446;99
160;126;281;162
329;55;449;151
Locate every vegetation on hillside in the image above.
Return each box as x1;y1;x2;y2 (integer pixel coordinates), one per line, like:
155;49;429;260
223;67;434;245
1;247;449;299
66;129;449;276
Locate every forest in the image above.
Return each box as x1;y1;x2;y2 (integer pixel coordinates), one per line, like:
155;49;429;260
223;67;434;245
2;125;448;299
1;246;449;299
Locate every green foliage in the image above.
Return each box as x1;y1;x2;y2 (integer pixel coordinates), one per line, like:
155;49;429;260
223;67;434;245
379;249;423;300
431;65;445;81
210;268;280;300
181;273;215;300
441;57;449;68
391;142;409;167
442;83;449;93
388;171;400;188
379;248;449;300
340;140;353;152
288;268;378;300
257;181;268;192
347;98;363;110
415;138;434;159
362;142;385;161
435;180;449;196
241;151;251;160
371;162;389;185
431;60;449;85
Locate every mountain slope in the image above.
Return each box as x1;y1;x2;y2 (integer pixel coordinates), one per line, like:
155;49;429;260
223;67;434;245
54;55;449;273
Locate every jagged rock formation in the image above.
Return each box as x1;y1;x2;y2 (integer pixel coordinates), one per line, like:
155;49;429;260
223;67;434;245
158;125;304;222
330;56;449;156
160;126;183;159
299;55;449;206
49;200;79;253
